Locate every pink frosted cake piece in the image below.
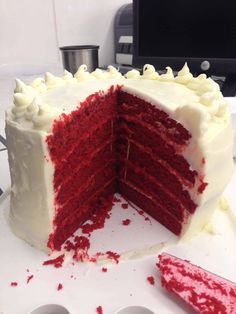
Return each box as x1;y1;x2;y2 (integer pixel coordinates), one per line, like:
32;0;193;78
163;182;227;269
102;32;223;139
158;253;236;313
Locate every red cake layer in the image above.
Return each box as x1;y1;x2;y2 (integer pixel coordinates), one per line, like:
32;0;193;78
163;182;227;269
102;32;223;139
47;89;118;250
117;139;196;213
56;143;114;205
158;253;236;313
119;181;182;235
117;117;197;185
54;119;115;189
46;86;201;250
119;161;191;221
49;180;116;250
118;91;191;145
46;86;118;165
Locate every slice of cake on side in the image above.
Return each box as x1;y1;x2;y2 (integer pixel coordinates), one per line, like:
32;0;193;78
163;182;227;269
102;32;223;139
5;64;234;252
158;253;236;313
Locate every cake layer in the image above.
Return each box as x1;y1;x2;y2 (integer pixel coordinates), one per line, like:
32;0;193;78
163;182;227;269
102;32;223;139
53;118;116;189
56;143;114;205
49;180;116;250
118;161;193;221
119;181;182;235
47;86;118;165
117;117;197;185
118;91;191;145
116;139;196;212
54;161;116;226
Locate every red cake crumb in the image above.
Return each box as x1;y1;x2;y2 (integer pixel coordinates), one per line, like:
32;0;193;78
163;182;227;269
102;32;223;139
89;252;103;263
201;157;206;164
106;251;120;264
147;276;155;285
43;253;65;268
102;267;108;272
64;236;90;262
158;253;236;313
124;200;151;223
27;275;34;284
198;176;208;194
122;218;131;226
96;305;103;314
10;282;18;287
57;283;63;291
81;196;113;235
113;196;121;202
121;203;129;209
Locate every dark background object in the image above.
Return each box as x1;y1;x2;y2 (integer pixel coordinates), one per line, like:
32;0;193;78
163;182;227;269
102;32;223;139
132;0;236;96
60;45;99;74
114;4;133;66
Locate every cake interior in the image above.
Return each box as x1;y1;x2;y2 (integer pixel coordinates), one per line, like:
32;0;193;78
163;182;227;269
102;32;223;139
46;86;199;251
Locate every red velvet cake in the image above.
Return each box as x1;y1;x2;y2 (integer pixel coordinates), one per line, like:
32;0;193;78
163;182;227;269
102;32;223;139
45;86;198;250
5;64;234;251
158;253;236;313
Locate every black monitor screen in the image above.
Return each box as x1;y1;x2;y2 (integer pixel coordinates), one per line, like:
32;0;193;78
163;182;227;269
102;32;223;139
139;0;236;59
133;0;236;76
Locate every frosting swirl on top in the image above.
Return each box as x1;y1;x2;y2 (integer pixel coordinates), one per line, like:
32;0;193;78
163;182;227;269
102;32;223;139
8;63;229;132
91;68;109;79
14;79;27;93
45;72;64;88
24;98;40;121
74;65;94;81
107;65;124;79
175;63;193;84
125;69;141;79
32;104;62;132
142;64;160;80
160;67;174;81
62;70;77;83
30;77;47;94
12;92;36;119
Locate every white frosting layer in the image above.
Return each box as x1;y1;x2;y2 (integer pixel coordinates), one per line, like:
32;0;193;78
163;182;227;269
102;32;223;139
5;64;234;251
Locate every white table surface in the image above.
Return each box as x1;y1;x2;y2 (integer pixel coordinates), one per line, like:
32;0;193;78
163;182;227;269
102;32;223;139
0;77;236;314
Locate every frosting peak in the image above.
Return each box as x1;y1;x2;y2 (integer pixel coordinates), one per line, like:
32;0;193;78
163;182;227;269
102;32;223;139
32;104;62;132
62;70;77;83
175;63;193;84
8;63;230;130
45;72;64;88
160;67;174;81
74;65;94;81
125;69;141;79
107;65;123;79
142;64;160;80
14;79;27;93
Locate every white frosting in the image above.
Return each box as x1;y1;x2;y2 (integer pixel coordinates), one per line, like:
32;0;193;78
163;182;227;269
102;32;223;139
125;69;141;79
142;64;160;80
32;104;62;133
74;64;95;81
30;77;47;94
5;64;234;251
107;65;124;79
160;67;175;81
175;62;193;84
62;70;77;83
44;72;65;89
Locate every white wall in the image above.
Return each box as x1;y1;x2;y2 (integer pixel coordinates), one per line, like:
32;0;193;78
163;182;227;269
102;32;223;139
54;0;131;67
0;0;131;76
0;0;59;67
